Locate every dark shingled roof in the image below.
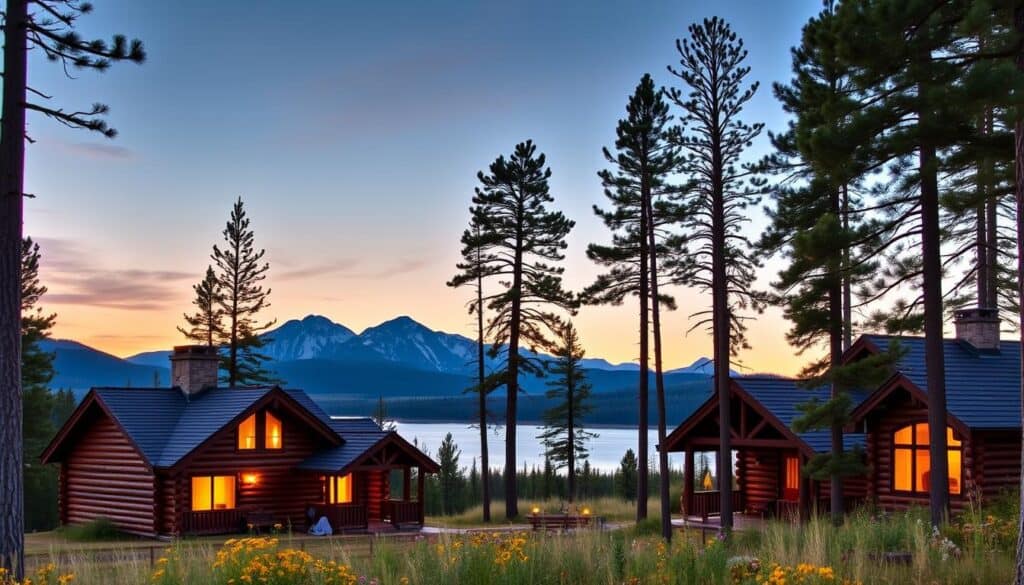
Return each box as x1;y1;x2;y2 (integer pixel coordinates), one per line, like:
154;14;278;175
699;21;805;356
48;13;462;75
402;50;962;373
864;335;1022;429
734;376;868;453
297;430;390;472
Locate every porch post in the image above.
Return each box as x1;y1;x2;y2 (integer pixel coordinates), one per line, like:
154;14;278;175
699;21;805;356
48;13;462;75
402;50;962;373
416;466;425;525
683;445;694;517
798;455;810;524
403;466;411;501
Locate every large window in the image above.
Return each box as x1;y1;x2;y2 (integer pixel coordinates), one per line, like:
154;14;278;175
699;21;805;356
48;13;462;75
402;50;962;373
191;475;237;511
782;455;800;501
893;423;962;495
327;474;353;504
266;412;282;449
238;414;257;450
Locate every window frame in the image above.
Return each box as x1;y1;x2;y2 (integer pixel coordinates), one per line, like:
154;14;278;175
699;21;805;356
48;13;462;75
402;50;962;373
190;474;238;511
325;474;354;504
237;413;257;451
265;411;283;450
891;422;963;496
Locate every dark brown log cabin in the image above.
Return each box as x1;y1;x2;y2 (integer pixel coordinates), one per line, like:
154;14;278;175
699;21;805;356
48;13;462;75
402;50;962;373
662;308;1020;521
40;345;439;537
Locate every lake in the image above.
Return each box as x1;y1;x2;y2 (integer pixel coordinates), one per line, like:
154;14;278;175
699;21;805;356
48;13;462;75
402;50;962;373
392;422;718;475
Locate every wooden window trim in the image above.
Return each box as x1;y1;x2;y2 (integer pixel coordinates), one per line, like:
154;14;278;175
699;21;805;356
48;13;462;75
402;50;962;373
191;474;238;511
890;422;962;497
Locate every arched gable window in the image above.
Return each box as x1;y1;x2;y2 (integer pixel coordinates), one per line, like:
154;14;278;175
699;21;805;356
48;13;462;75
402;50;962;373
892;423;962;495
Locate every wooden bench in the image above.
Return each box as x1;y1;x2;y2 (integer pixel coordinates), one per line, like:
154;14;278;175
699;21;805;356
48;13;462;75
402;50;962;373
245;510;276;533
527;514;593;532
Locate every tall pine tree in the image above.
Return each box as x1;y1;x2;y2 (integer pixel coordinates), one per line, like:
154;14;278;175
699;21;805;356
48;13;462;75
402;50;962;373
448;218;500;522
178;266;224;347
667;17;765;534
537;322;596;503
464;140;575;519
584;74;681;529
211;198;277;387
0;3;143;574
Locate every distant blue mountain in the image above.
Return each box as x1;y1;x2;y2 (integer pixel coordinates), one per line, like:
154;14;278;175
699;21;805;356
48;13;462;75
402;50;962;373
49;314;725;425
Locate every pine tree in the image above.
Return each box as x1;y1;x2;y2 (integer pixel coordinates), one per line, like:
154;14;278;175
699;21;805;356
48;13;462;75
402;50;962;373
0;3;143;574
437;433;462;515
373;396;396;431
20;238;58;532
448;218;500;522
832;0;1022;527
1013;5;1024;582
178;266;224;347
211;198;277;387
759;3;884;525
537;322;596;503
667;17;766;534
463;140;576;519
616;449;639;502
585;74;682;532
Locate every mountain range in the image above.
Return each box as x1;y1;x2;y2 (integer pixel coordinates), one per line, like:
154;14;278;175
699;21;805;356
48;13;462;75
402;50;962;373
41;314;726;424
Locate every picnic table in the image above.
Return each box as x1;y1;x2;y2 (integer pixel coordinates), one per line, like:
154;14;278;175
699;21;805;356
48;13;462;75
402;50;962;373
527;514;594;532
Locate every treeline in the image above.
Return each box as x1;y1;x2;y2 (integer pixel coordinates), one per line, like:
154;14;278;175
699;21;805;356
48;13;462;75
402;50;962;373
416;434;687;517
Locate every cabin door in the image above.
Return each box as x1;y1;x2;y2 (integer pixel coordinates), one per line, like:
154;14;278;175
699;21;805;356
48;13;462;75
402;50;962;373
781;455;800;502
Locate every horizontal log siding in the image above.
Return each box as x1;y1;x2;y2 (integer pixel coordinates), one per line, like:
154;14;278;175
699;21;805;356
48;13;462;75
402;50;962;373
64;414;156;536
738;450;780;514
176;408;326;533
869;403;969;512
974;430;1021;502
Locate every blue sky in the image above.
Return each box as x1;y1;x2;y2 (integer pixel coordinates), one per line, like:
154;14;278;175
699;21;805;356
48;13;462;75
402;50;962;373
23;0;822;373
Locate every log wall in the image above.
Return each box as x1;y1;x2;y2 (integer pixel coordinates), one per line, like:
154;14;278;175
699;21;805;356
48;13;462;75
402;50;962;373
63;412;156;536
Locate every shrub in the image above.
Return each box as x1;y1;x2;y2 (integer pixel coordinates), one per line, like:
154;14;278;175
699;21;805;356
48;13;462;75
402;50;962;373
61;517;121;542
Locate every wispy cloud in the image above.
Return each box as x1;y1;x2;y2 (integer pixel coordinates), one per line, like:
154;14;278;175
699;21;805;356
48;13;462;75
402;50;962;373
276;257;428;282
35;237;193;311
52;140;135;160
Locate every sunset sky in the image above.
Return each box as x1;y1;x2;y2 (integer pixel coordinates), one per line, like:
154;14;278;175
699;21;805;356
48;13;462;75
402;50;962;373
23;0;826;376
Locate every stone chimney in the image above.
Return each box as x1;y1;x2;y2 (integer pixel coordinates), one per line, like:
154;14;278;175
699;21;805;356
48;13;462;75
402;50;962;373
170;345;220;396
953;307;1001;352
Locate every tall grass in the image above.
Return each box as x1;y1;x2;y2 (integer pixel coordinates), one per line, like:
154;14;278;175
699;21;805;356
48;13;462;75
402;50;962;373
428;496;660;526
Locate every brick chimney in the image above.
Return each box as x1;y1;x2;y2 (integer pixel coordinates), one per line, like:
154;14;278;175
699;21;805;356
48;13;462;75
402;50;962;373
953;307;1001;352
170;345;220;396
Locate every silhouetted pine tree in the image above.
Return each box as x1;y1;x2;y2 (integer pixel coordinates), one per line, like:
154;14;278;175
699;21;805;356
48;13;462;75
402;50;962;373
0;3;144;574
667;17;766;534
211;198;277;387
585;74;683;534
178;266;224;347
448;218;501;522
464;140;575;519
616;449;639;502
20;238;58;532
437;433;463;515
537;322;596;503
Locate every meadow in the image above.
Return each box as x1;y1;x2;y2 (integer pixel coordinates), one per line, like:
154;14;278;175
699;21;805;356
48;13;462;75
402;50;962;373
7;500;1017;585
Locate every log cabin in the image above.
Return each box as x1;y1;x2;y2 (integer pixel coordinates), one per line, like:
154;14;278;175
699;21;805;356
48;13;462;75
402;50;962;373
40;345;440;537
663;307;1021;521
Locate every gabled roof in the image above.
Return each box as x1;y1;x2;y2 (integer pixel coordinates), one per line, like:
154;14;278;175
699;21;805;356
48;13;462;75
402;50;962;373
736;377;868;453
328;417;383;434
854;335;1021;429
298;430;440;474
41;385;340;468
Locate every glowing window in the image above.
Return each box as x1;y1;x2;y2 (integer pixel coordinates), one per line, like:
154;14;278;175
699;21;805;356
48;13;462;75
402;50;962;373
892;423;961;495
238;414;256;450
266;412;282;450
327;474;353;504
191;475;236;511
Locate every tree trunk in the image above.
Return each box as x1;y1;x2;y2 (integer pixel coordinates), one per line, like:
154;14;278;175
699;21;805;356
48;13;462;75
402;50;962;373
476;261;490;523
505;219;524;520
919;82;950;528
567;369;575;503
1012;8;1024;583
710;103;733;535
0;0;27;577
984;106;998;310
637;185;650;522
644;173;671;541
829;190;845;527
842;184;852;351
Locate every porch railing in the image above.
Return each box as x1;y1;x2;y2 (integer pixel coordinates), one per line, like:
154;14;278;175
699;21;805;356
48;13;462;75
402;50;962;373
682;490;744;522
182;509;245;535
308;502;368;532
384;500;422;527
